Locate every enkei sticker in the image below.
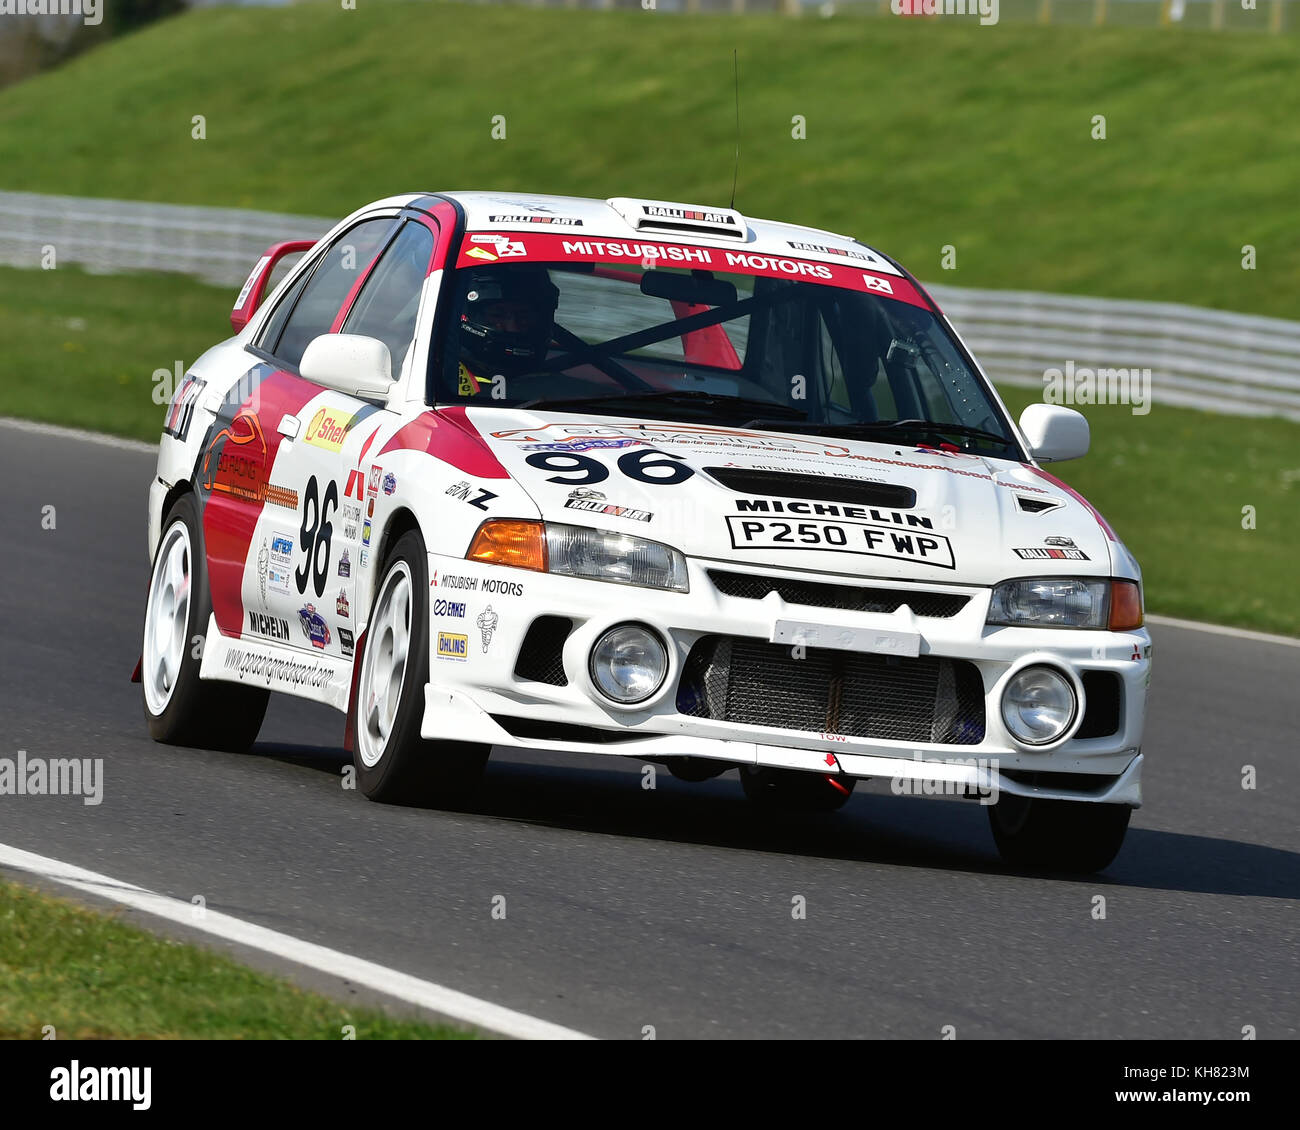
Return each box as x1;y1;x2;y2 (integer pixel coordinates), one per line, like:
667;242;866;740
726;516;955;569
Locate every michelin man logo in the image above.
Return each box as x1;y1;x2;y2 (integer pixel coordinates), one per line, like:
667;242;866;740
476;605;499;653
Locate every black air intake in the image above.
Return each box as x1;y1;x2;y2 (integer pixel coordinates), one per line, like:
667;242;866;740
705;467;916;509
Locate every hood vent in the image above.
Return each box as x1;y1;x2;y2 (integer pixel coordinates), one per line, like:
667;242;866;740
1017;494;1065;514
705;467;916;509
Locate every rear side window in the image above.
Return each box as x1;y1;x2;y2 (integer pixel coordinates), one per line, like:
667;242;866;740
341;221;436;377
264;217;396;369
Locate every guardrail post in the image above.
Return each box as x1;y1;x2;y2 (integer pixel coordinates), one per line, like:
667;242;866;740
1038;0;1051;24
1094;0;1107;25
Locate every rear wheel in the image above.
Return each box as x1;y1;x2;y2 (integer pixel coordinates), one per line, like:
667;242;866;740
739;766;855;812
988;793;1131;873
352;530;489;805
142;493;268;752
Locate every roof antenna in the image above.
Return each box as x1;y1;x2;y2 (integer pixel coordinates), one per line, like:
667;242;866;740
729;49;741;212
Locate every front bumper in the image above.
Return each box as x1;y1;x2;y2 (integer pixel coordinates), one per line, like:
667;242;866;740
420;553;1150;806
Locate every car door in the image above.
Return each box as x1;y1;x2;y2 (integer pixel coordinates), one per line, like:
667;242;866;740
266;217;439;658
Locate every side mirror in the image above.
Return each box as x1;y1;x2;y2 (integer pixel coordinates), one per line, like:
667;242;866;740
1019;404;1090;463
299;334;394;400
230;239;317;333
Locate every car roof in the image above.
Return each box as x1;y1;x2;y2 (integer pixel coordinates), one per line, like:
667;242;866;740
397;190;903;277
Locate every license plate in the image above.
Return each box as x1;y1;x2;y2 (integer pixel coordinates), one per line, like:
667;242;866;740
770;619;921;658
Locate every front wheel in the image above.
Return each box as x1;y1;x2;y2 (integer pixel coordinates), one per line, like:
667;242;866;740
142;492;268;752
988;794;1131;873
352;530;489;805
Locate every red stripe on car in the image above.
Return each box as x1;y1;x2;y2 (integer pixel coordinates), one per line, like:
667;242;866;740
378;408;509;478
202;371;320;636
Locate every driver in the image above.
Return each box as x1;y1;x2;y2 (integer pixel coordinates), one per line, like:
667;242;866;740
457;267;560;396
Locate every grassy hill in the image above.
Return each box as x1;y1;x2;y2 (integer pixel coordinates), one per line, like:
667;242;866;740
2;5;1297;634
0;4;1296;317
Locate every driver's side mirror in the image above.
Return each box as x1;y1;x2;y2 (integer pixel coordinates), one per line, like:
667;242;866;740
1019;404;1090;462
299;334;394;400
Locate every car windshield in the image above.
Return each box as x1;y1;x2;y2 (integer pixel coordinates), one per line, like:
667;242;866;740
432;255;1018;458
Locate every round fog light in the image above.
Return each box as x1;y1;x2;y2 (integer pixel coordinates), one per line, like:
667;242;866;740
1001;665;1077;746
589;624;668;705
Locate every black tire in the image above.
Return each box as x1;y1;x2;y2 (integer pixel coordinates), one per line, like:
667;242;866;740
665;757;733;783
142;492;269;753
352;529;489;805
739;766;856;812
988;794;1131;873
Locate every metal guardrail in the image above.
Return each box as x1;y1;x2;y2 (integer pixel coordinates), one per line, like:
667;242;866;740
0;191;332;288
929;285;1300;421
4;189;1297;420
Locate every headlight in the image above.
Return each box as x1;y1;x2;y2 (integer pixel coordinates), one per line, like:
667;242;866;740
1001;665;1077;745
987;578;1110;628
467;517;691;590
466;520;688;592
546;524;688;591
590;624;669;704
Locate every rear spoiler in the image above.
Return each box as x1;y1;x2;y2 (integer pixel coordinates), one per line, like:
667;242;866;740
230;239;317;333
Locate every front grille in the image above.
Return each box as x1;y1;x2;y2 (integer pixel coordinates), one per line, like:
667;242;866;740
677;635;985;744
513;616;572;686
708;570;970;619
1077;671;1122;738
704;467;916;509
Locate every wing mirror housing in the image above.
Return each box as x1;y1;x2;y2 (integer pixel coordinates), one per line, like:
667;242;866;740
299;334;394;400
1019;404;1090;463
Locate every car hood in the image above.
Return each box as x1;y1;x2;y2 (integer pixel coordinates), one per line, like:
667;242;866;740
461;408;1120;586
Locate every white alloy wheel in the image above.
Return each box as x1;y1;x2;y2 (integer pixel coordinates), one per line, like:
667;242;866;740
143;520;192;716
356;560;413;768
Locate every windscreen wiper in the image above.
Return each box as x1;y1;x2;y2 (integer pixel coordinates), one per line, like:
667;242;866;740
516;390;808;420
763;418;1013;447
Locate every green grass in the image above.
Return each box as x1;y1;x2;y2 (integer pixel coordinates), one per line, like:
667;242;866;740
0;266;233;439
3;263;1296;636
0;4;1296;318
997;387;1300;636
0;878;473;1039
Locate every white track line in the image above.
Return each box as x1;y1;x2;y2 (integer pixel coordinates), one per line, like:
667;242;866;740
0;415;156;454
8;414;1299;651
1146;614;1300;649
0;843;593;1041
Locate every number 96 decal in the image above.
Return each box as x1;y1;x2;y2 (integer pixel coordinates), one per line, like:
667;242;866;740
523;447;694;486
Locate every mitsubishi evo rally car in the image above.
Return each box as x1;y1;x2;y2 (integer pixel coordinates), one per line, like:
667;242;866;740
140;192;1150;873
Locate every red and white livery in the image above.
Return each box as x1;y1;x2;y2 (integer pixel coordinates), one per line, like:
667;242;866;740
140;191;1150;872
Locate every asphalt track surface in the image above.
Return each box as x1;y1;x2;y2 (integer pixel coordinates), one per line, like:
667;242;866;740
1;422;1297;1040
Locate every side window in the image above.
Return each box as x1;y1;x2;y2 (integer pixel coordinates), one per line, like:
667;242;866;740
341;221;436;377
267;218;395;369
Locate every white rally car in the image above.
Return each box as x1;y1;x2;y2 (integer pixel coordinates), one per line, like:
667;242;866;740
140;192;1150;872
